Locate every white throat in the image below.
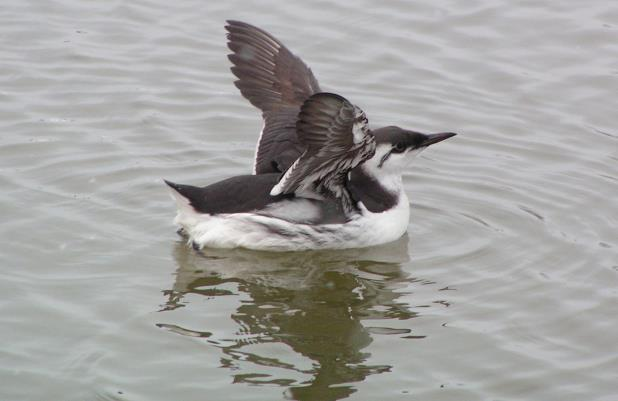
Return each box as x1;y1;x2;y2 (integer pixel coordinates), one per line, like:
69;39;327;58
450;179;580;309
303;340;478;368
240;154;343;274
357;144;423;195
360;162;404;195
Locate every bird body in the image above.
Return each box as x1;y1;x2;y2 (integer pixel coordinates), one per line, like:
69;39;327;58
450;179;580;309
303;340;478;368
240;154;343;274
171;182;410;251
165;21;456;251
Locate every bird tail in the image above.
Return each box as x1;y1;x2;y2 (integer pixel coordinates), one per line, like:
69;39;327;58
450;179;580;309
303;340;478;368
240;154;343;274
164;179;197;215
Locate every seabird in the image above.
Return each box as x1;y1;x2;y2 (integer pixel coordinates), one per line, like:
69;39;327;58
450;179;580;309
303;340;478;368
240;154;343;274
165;20;457;251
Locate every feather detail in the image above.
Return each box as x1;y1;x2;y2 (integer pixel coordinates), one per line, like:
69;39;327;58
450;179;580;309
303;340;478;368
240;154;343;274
271;93;376;214
225;20;321;174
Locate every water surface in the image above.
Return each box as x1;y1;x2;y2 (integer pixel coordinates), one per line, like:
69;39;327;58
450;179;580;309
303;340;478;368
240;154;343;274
1;0;617;400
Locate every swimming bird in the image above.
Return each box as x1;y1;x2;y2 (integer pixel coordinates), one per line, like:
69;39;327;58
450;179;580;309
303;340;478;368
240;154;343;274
165;20;456;251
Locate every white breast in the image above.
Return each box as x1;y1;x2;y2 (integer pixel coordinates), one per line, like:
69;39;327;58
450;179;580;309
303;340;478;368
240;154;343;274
173;192;410;251
353;191;410;246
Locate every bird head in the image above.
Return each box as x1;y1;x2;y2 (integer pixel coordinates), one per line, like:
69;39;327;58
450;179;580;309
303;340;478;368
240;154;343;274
365;126;456;174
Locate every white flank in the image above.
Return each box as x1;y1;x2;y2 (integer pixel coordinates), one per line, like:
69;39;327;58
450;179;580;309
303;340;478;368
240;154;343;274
171;191;410;252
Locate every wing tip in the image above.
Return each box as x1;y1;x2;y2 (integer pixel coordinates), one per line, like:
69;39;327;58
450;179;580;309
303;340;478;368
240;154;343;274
225;20;245;30
225;20;276;42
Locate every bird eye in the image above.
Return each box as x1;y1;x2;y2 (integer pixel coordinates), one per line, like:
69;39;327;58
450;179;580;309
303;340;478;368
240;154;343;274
392;142;406;153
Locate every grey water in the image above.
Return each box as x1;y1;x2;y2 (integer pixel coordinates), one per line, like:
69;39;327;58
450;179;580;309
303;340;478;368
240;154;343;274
1;1;617;400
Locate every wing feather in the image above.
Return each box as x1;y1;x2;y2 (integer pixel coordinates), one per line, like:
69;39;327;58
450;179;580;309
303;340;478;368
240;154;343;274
226;20;321;174
270;93;376;213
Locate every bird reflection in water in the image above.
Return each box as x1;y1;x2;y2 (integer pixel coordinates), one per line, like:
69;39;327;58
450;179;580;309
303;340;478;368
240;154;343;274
159;236;440;401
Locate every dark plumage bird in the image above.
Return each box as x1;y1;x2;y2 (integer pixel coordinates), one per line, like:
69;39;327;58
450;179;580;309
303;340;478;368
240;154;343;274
165;20;456;251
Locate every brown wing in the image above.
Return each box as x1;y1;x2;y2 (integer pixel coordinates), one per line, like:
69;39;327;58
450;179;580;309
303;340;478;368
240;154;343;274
270;93;376;213
225;20;321;174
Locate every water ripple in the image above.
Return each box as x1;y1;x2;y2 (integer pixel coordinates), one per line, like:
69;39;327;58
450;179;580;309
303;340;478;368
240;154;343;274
1;0;617;400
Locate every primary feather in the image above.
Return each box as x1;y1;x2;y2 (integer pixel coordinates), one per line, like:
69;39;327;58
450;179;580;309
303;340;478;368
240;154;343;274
225;20;320;174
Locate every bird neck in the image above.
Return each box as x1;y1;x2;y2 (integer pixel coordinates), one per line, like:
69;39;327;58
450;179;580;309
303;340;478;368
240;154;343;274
348;164;403;213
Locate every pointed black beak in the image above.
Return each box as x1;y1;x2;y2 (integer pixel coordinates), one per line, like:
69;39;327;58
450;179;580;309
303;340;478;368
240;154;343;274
421;132;457;147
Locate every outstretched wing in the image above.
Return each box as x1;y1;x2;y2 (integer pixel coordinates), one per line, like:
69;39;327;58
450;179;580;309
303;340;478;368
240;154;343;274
225;20;321;174
270;93;376;213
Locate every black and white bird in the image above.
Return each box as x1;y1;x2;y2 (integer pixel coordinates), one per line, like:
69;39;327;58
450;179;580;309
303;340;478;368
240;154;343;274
165;20;456;251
